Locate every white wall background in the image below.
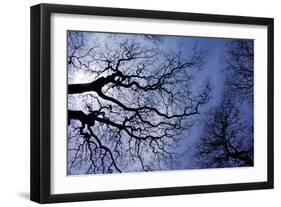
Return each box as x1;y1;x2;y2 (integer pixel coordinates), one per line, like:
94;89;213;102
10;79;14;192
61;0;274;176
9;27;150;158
0;0;279;206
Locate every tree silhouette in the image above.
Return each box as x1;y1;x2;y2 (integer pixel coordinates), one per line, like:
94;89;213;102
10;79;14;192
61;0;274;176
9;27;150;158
67;32;210;174
194;39;254;168
196;98;253;168
224;40;254;102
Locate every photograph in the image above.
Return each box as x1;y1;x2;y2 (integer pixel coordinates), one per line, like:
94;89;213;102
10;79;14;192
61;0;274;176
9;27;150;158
67;31;254;175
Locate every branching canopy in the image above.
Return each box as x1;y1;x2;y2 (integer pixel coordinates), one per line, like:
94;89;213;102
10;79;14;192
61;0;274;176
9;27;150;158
67;32;210;174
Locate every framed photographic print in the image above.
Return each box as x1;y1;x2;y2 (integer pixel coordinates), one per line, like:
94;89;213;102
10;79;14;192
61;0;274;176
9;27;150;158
30;3;274;203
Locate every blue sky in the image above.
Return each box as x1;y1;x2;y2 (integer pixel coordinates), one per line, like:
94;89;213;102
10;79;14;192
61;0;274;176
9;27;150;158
67;31;253;174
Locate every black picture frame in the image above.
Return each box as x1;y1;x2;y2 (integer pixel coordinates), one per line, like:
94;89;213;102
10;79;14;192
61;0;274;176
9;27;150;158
30;3;274;204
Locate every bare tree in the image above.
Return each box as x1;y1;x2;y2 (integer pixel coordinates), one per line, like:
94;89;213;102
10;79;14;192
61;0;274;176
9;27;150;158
195;98;253;168
224;40;254;102
67;32;210;174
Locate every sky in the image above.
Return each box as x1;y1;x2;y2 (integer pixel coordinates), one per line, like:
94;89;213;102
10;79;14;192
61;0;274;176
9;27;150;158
67;31;254;175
